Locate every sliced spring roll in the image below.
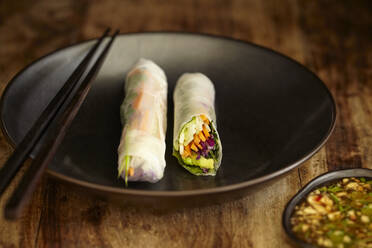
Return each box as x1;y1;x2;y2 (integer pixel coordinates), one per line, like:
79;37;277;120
173;73;222;176
118;59;167;183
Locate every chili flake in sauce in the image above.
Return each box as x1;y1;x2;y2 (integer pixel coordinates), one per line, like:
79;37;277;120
291;177;372;248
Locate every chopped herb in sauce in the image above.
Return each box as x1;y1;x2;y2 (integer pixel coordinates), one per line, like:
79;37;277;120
291;177;372;248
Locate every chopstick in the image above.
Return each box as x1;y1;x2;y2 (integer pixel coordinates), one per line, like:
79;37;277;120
0;28;110;197
2;29;119;220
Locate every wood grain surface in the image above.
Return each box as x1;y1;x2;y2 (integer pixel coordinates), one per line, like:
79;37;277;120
0;0;371;247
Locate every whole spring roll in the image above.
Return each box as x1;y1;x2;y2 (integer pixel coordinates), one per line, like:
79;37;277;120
173;73;222;176
118;59;167;183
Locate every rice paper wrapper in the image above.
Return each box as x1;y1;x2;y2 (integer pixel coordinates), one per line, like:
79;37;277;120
117;59;167;183
173;73;222;176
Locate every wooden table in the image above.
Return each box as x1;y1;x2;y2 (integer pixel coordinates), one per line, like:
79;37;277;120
0;0;370;247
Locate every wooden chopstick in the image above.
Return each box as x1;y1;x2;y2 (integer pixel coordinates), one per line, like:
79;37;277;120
0;28;110;198
3;30;119;220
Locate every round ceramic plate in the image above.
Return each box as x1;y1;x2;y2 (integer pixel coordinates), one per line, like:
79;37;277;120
0;32;336;206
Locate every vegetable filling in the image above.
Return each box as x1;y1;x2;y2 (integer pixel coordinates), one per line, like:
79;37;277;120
176;114;218;173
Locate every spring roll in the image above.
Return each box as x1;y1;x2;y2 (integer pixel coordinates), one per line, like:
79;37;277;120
118;59;167;183
173;73;222;176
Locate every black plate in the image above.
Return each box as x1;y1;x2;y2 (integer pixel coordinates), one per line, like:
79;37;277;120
283;168;372;247
0;32;336;206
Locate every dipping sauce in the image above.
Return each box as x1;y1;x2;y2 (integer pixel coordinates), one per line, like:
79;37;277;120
291;177;372;248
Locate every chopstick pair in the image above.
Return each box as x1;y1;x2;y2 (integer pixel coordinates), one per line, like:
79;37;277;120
0;28;119;220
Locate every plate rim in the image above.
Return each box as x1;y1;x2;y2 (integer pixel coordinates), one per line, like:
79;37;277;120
0;31;337;197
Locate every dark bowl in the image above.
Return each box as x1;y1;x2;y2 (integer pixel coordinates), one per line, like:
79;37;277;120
282;168;372;248
1;32;336;208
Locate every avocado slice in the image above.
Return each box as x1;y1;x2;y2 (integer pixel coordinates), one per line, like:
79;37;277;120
183;154;214;169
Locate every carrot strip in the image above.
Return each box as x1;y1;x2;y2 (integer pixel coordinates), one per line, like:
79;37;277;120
202;125;210;138
126;68;141;78
185;144;191;154
200;114;209;124
191;143;198;152
198;132;206;142
140;110;149;131
183;144;192;157
194;134;200;144
197;143;203;150
133;90;144;109
182;149;190;158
